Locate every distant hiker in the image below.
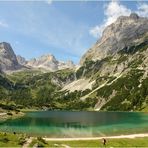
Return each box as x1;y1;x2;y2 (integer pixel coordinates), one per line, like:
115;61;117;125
102;138;107;146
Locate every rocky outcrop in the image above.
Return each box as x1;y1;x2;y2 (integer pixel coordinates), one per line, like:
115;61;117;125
27;54;59;71
0;65;2;73
27;55;75;71
58;60;75;70
80;13;148;64
62;78;95;92
0;42;21;72
17;55;27;65
0;43;75;72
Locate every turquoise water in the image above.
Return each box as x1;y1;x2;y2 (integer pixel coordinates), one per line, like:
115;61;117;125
0;111;148;137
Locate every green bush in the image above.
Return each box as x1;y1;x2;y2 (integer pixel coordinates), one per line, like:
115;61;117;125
0;137;9;143
37;137;47;144
18;137;26;145
7;112;13;116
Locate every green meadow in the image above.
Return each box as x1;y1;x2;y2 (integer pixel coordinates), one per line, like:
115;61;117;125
1;132;148;147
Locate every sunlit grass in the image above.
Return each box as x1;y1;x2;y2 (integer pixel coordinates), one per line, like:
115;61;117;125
27;137;148;147
0;132;27;147
45;138;148;147
1;132;148;147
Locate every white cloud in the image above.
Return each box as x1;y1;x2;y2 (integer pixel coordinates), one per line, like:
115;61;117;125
0;20;8;28
89;24;105;38
136;3;148;17
45;0;52;5
104;1;131;25
90;1;148;38
90;1;131;38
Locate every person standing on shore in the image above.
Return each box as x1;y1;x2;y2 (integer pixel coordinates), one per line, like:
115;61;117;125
102;138;107;146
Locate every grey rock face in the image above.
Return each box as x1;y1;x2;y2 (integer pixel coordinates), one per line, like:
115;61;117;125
27;54;75;71
0;42;75;72
27;54;59;71
129;13;139;19
0;42;21;71
17;55;27;65
58;60;75;70
0;65;2;73
80;13;148;64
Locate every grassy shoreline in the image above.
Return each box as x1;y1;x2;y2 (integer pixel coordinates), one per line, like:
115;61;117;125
0;110;25;121
1;132;148;147
43;137;148;147
0;109;148;147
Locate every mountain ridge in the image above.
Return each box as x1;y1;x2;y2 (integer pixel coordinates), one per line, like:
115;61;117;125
80;13;148;64
0;42;75;72
0;13;148;111
0;42;22;72
26;54;75;71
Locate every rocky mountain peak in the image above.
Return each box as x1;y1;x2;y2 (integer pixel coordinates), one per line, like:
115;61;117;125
17;55;27;65
38;54;58;63
129;13;139;19
0;42;75;72
0;42;21;71
66;60;74;66
40;54;55;59
0;42;16;59
26;54;75;71
80;13;148;64
0;42;9;48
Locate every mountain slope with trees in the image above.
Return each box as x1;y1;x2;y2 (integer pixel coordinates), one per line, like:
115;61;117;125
0;13;148;111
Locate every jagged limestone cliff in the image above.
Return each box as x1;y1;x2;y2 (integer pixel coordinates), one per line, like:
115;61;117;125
0;42;75;73
80;13;148;64
62;13;148;111
0;13;148;111
0;42;21;72
26;54;75;71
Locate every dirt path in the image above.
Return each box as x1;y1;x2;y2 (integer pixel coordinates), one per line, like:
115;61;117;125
61;144;71;148
22;137;34;148
43;133;148;141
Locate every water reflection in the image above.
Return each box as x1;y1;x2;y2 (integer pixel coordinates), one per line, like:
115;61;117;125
0;111;148;137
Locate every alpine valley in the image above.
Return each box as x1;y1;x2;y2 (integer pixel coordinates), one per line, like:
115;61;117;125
0;13;148;112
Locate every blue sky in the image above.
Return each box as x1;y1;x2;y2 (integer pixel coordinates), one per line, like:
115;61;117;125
0;1;147;64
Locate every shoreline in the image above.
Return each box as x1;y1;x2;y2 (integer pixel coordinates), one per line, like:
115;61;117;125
0;111;24;121
43;133;148;141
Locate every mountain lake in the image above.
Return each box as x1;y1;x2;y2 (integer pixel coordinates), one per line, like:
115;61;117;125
0;111;148;137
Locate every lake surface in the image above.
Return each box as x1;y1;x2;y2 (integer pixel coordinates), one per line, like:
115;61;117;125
0;111;148;137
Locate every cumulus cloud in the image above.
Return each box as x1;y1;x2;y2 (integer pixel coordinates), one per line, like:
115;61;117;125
90;1;131;38
104;1;131;25
90;1;148;38
136;2;148;17
0;20;8;28
89;24;105;38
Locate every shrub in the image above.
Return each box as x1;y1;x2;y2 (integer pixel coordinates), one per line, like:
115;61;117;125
7;112;13;116
37;137;47;144
18;137;26;145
